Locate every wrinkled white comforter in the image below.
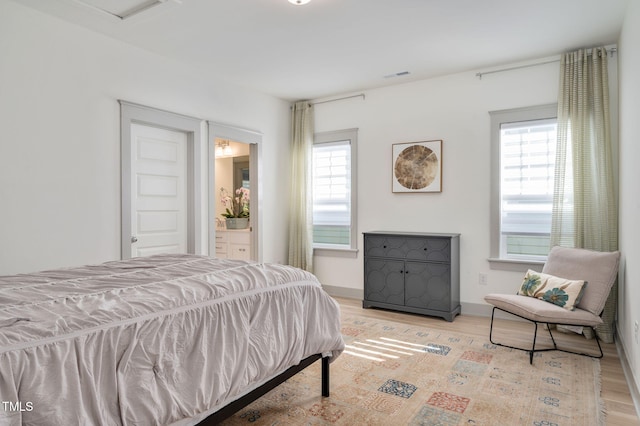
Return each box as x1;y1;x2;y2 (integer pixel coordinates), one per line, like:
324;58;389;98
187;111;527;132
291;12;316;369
0;254;345;425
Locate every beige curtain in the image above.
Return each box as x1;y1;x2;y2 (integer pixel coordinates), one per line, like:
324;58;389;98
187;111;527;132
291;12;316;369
287;101;314;272
551;47;618;342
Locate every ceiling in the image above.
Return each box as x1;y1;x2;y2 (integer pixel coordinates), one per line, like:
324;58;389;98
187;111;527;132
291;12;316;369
14;0;630;101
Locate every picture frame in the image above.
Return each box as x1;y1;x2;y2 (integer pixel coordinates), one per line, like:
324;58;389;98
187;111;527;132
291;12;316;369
392;140;442;193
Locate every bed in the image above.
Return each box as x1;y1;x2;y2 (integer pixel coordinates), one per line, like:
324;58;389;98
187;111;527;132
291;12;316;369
0;254;345;425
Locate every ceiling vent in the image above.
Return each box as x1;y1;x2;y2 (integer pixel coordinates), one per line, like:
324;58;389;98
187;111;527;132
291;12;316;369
71;0;182;20
383;71;410;79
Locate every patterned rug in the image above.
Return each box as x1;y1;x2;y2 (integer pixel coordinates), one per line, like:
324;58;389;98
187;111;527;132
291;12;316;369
221;314;604;425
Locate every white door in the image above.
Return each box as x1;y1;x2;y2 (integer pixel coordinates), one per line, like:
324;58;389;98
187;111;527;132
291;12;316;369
129;123;188;257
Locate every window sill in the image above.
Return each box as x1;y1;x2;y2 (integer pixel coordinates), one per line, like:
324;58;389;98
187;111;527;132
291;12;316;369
488;257;545;272
313;246;359;258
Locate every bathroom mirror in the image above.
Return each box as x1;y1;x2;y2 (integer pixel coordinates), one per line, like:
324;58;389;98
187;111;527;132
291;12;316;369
233;156;250;190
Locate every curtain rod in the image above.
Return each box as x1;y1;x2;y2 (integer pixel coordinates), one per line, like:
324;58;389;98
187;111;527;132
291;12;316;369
311;93;365;106
476;47;617;80
476;59;559;79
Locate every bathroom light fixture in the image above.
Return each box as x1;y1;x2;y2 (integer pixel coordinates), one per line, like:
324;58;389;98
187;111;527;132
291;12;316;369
215;140;233;157
288;0;311;5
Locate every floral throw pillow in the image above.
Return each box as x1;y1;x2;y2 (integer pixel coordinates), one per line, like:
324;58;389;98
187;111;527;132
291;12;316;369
518;270;587;311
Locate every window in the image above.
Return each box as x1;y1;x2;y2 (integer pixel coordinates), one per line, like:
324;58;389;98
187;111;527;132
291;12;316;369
312;129;358;252
490;104;557;269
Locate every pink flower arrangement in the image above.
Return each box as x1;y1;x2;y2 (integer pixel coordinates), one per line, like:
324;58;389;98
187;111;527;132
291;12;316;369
220;187;250;218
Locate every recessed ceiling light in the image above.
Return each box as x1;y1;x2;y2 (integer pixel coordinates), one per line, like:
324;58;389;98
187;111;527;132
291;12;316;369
288;0;311;5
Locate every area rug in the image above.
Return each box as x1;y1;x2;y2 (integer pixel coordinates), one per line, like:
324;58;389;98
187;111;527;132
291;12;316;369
221;314;604;425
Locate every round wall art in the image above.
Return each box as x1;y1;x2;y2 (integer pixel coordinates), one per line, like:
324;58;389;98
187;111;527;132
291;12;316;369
392;140;442;192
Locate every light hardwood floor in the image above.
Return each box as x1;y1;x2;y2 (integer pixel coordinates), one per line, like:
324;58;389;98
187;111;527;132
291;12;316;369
335;297;640;426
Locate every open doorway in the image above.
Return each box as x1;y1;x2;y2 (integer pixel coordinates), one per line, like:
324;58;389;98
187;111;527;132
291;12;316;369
213;140;251;260
208;122;262;261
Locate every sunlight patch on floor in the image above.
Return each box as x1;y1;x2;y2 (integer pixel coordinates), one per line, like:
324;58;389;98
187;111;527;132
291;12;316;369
350;341;413;356
344;344;400;359
365;338;424;353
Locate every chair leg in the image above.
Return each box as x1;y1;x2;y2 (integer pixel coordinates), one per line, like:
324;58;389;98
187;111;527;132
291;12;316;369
593;330;604;358
530;322;539;364
545;323;558;350
546;325;603;359
489;307;497;344
488;307;604;363
490;307;540;364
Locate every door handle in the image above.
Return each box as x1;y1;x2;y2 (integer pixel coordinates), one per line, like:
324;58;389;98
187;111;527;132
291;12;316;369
131;236;138;243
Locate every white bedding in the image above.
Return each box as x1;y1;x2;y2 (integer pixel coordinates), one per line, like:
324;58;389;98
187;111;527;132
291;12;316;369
0;254;345;425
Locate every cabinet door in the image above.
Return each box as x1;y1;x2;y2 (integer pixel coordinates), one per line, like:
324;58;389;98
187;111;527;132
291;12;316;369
227;231;250;260
404;261;451;311
364;259;405;306
229;243;250;260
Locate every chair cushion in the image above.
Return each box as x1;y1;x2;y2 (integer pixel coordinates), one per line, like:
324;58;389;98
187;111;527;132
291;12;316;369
484;293;603;327
518;269;586;310
542;246;620;316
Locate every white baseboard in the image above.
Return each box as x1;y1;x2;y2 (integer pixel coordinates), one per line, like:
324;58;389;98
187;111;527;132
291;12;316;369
460;302;492;317
462;302;531;321
320;291;519;321
616;332;640;419
322;285;362;300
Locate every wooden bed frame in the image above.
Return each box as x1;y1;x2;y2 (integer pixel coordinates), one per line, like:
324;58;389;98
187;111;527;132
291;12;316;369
198;354;330;424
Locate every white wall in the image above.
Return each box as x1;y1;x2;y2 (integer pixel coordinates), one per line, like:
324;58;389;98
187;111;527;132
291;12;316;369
0;1;291;274
314;10;636;403
314;59;562;303
314;46;620;312
618;0;640;402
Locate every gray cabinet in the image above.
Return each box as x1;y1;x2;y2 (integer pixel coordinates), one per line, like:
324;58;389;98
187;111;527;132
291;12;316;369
363;231;460;321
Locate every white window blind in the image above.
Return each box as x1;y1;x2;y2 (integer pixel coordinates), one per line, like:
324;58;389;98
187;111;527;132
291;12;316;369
312;128;357;251
312;140;351;246
500;118;557;259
